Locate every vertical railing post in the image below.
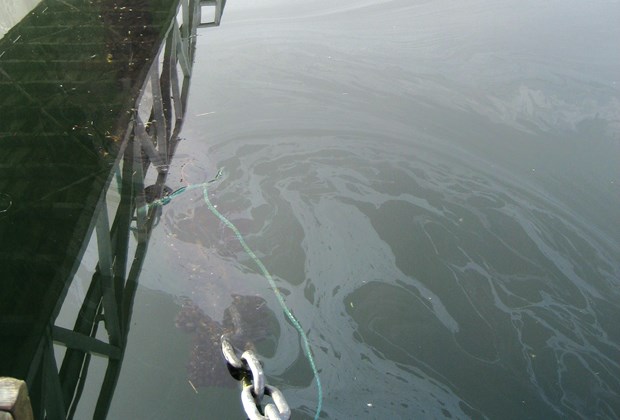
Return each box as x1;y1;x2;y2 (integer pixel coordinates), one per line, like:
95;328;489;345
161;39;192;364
95;197;121;349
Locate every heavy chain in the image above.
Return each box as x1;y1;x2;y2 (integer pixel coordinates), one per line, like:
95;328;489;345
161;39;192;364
221;336;291;420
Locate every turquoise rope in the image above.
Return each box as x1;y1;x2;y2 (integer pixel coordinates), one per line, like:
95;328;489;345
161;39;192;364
151;170;323;419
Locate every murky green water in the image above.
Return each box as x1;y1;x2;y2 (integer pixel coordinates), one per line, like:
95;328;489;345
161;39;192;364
2;0;619;418
118;0;620;418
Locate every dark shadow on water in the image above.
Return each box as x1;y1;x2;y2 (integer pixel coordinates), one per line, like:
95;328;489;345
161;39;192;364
0;0;225;417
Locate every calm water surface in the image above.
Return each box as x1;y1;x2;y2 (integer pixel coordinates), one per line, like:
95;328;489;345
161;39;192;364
100;0;620;418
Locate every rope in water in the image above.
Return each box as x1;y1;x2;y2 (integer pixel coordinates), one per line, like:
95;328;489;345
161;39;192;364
149;170;322;419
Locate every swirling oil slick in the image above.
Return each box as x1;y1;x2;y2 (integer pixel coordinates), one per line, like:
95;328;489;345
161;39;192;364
158;1;619;417
181;134;619;419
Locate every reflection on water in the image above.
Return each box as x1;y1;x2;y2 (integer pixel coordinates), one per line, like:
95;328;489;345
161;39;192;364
1;0;619;418
0;0;41;38
0;0;230;417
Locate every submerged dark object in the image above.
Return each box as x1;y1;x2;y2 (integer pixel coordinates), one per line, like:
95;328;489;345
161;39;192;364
144;184;173;204
175;294;273;387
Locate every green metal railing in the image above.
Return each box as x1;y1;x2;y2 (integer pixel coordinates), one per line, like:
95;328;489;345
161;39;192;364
0;0;225;418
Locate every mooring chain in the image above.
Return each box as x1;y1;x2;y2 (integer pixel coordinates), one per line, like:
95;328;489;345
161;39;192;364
221;336;291;420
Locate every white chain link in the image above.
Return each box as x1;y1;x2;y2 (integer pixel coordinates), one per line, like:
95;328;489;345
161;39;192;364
221;335;291;420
